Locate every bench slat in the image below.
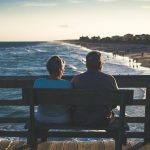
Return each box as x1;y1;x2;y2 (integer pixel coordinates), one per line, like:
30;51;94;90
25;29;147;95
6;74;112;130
0;131;28;137
0;117;28;123
22;89;133;105
46;131;116;138
0;100;25;106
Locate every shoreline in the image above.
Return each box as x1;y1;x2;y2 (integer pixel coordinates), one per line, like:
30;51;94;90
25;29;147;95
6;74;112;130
64;40;150;68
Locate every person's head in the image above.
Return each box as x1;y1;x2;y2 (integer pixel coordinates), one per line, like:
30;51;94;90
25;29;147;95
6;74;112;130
86;51;103;71
46;56;65;79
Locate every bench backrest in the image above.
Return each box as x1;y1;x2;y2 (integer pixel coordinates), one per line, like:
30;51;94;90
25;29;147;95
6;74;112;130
22;88;133;150
22;89;133;106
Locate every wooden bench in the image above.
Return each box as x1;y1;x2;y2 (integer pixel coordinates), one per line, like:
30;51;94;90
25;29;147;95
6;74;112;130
22;88;133;150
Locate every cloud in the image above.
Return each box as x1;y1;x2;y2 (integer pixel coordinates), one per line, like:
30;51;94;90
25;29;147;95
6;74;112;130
68;0;83;3
141;5;150;8
59;25;69;28
22;2;58;7
97;0;117;2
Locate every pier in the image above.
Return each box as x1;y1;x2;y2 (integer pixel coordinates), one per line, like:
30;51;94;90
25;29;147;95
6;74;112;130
0;75;150;149
1;140;150;150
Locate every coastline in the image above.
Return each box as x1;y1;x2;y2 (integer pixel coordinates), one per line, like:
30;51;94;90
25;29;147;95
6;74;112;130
63;40;150;68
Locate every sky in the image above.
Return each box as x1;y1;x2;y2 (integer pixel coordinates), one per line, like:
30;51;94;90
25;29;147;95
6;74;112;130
0;0;150;41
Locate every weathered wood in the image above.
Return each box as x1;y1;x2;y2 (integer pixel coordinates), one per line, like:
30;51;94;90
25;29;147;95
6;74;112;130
0;75;150;87
1;141;150;150
0;117;28;123
115;91;127;150
113;75;150;87
0;116;145;123
28;89;133;105
6;141;26;150
129;142;150;150
27;89;133;150
144;87;150;143
0;99;149;106
0;75;150;149
0;131;27;137
0;140;11;150
45;131;115;138
29;89;37;150
125;117;145;123
34;141;150;150
126;132;145;138
103;140;115;150
0;100;25;106
128;99;150;105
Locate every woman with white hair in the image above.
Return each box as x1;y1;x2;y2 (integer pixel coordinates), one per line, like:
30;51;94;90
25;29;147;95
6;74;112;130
33;56;72;138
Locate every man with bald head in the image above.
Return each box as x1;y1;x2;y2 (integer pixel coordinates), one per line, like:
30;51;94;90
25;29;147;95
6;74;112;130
71;51;118;127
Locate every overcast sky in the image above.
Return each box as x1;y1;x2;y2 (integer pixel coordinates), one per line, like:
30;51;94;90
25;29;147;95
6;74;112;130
0;0;150;41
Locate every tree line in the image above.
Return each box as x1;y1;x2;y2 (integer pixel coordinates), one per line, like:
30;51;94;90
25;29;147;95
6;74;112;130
79;34;150;44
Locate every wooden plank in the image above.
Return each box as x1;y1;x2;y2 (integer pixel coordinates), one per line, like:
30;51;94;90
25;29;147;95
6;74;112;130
37;124;113;130
125;117;145;123
103;140;115;150
0;100;25;106
114;75;150;87
47;131;115;138
0;98;147;106
31;89;133;105
78;141;104;150
144;87;150;143
6;141;27;150
49;141;64;150
0;75;150;88
0;99;148;106
129;142;150;150
129;100;149;105
0;140;11;150
0;131;28;137
37;141;150;150
126;132;145;138
38;142;53;150
0;117;28;123
62;141;79;150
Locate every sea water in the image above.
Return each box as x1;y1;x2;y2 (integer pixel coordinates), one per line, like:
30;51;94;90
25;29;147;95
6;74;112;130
0;41;149;141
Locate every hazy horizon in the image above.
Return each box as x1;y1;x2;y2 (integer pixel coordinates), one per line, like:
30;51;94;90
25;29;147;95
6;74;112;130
0;0;150;41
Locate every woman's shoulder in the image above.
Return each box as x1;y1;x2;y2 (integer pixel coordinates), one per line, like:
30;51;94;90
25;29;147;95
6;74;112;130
33;78;48;88
58;79;72;88
34;78;72;88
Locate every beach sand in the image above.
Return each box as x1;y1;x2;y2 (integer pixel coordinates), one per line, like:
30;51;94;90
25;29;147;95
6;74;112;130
64;40;150;68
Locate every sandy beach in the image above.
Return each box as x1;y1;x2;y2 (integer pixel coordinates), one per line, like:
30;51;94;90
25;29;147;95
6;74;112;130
64;40;150;68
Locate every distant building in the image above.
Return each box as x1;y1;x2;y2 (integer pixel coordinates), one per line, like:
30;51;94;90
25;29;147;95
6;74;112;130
111;35;123;41
135;34;150;41
123;34;134;41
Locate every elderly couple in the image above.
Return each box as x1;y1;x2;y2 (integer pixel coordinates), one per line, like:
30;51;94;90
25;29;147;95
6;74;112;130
34;51;118;131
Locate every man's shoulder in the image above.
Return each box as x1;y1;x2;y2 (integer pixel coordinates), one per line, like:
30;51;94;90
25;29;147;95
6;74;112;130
100;72;115;80
72;72;86;81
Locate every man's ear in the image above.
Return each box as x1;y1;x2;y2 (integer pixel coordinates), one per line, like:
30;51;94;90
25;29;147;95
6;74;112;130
99;62;103;70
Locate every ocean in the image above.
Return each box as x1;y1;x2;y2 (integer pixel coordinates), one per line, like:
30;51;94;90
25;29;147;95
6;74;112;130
0;41;150;141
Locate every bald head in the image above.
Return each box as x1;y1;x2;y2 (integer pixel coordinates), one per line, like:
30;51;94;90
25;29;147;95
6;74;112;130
86;51;103;71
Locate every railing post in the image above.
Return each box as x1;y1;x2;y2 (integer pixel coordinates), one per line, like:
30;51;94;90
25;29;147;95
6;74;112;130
144;87;150;143
23;88;37;150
